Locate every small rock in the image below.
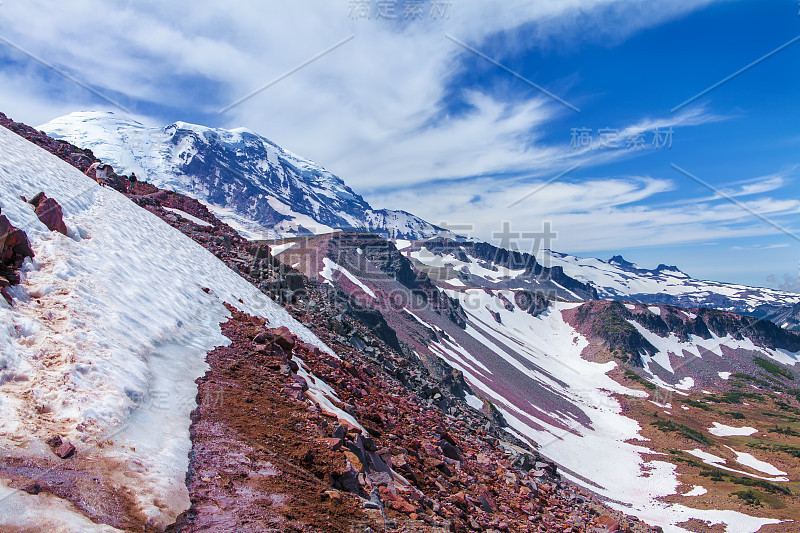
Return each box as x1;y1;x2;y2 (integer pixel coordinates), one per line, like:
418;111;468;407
323;490;343;504
595;515;620;532
19;482;41;495
54;440;76;459
322;437;343;451
269;326;296;351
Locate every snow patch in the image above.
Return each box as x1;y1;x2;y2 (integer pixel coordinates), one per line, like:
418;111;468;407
162;207;212;227
725;446;786;477
319;258;376;298
708;423;757;437
683;486;707;497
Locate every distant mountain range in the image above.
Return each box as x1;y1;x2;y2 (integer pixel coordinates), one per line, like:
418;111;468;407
541;250;800;329
41;111;800;329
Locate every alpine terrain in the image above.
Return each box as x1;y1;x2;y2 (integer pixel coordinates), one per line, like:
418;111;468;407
0;110;798;533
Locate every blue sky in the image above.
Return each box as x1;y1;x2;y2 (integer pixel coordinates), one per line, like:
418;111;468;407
0;0;797;289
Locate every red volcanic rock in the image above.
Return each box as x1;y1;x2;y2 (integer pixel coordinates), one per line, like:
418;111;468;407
0;212;33;264
596;515;621;531
29;193;68;235
54;440;76;459
0;206;34;304
378;486;415;514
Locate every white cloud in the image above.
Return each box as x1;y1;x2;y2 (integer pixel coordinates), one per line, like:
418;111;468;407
5;0;772;257
767;273;800;294
0;0;722;187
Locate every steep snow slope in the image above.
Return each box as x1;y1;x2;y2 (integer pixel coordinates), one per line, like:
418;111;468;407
542;250;800;319
0;126;342;530
40;111;447;240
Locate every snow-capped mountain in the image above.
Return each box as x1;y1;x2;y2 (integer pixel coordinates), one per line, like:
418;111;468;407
39;111;448;240
393;237;598;301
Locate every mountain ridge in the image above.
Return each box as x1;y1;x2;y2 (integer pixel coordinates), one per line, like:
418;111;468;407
39;111;800;331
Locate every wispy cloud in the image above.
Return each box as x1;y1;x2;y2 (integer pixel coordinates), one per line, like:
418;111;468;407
372;167;800;253
0;0;724;187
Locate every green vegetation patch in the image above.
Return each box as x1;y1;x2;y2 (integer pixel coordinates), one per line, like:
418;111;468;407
769;425;800;437
652;420;711;445
624;369;657;391
683;399;713;411
733;489;762;506
748;442;800;459
704;390;763;404
732;373;772;388
754;357;794;381
698;470;792;495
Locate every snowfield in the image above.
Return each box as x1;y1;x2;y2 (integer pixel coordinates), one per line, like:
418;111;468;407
0;126;340;530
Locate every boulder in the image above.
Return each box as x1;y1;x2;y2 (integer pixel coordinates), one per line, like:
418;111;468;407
1;212;33;264
268;326;296;351
595;516;620;532
333;465;361;494
479;490;497;513
29;193;67;235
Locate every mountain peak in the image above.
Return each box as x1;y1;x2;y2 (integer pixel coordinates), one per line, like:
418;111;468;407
608;255;638;269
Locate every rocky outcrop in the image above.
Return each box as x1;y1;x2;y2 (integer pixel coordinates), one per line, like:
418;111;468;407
329;232;468;329
421;237;598;301
0;206;34;304
177;303;656;533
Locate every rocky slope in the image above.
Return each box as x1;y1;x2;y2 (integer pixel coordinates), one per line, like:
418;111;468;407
268;231;800;532
398;237;597;301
